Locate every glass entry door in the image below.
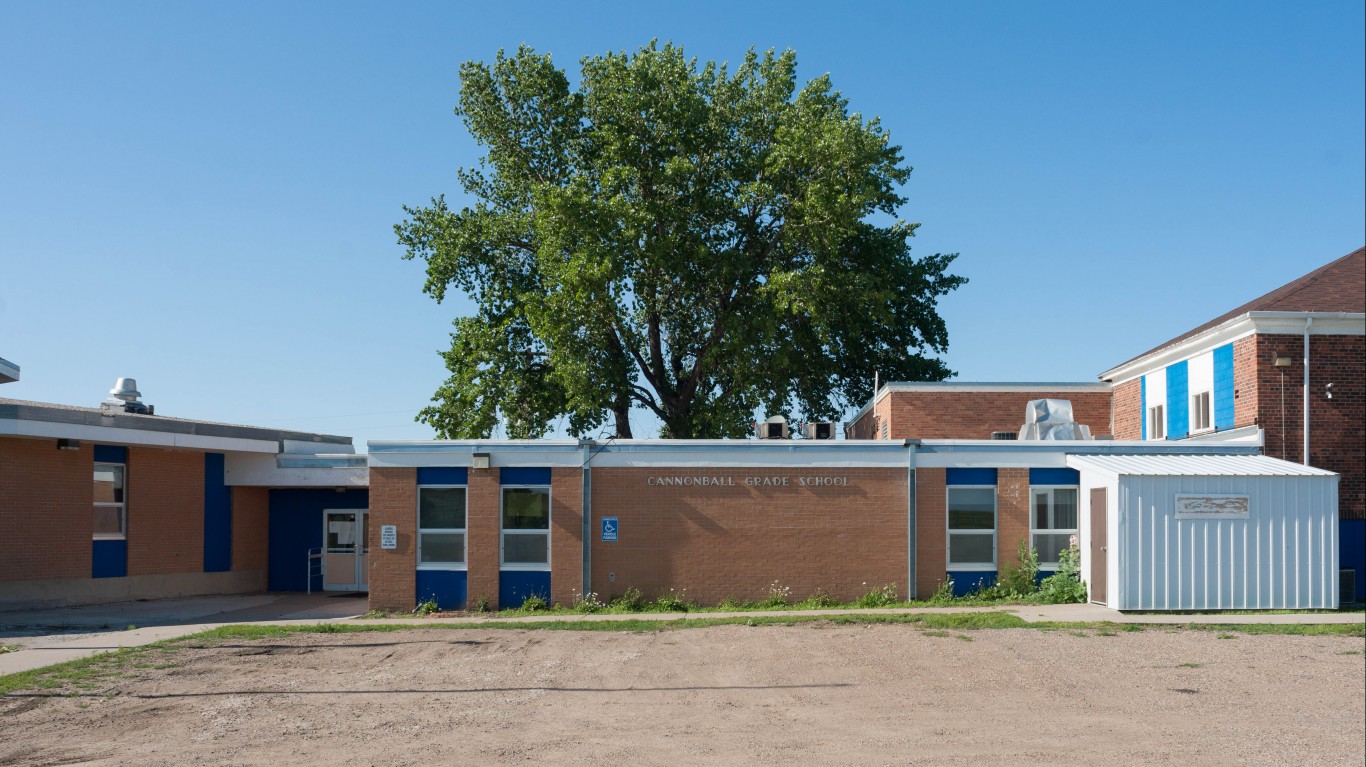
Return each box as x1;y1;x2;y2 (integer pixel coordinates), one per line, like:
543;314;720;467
323;510;369;592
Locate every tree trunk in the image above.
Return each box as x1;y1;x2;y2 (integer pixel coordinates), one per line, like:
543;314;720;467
613;396;634;439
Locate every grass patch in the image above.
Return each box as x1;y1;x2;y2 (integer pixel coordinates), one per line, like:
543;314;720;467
1178;663;1202;668
1336;650;1362;655
0;644;20;654
922;630;951;638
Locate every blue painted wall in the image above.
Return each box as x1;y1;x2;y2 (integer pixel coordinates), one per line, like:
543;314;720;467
417;570;468;609
1166;361;1189;439
203;453;232;572
946;468;997;486
1213;343;1235;430
1140;376;1147;440
267;488;369;591
93;445;126;463
500;571;550;607
501;467;551;485
92;539;127;578
1029;468;1079;485
1342;520;1365;603
948;570;996;597
418;467;467;485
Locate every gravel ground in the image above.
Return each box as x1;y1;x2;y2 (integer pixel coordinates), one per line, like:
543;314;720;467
1;624;1362;766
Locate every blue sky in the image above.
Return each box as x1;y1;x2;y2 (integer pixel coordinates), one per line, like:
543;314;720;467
1;1;1362;446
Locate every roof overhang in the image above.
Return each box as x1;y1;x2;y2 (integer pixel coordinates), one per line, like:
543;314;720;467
0;358;18;384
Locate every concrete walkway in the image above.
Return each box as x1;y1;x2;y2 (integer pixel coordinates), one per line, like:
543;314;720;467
1;599;1359;678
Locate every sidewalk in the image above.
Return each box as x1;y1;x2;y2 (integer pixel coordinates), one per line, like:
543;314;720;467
2;601;1360;678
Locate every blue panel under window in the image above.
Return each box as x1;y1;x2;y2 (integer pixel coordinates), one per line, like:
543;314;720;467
418;467;468;485
1166;361;1189;439
92;539;127;578
1140;377;1147;440
500;571;551;607
93;445;127;463
946;468;997;486
267;488;370;591
1342;521;1365;604
203;453;232;572
501;467;551;485
1213;343;1235;430
948;570;996;597
417;570;468;610
1029;468;1079;485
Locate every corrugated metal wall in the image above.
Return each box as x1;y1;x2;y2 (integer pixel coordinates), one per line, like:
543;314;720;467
1116;474;1339;610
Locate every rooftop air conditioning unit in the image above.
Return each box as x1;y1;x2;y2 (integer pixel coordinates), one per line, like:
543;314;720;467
803;422;836;440
756;416;789;440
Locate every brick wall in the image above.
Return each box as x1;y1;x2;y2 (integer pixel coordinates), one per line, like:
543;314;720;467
1111;378;1142;440
997;468;1030;566
465;467;502;609
1233;335;1259;428
549;468;584;605
126;447;203;577
367;467;416;611
232;486;269;578
589;468;908;604
0;437;92;582
882;390;1113;440
914;468;946;598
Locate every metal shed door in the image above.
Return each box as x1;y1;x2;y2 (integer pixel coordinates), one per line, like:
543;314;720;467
1090;488;1107;604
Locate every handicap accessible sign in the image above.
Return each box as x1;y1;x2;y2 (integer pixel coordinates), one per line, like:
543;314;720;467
601;516;619;542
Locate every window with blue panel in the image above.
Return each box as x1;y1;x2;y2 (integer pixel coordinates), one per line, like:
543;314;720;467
417;467;470;609
92;446;128;578
500;467;552;608
946;469;997;593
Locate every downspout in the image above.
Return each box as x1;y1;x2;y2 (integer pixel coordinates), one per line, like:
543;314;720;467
905;439;918;599
580;439;593;596
1303;317;1312;465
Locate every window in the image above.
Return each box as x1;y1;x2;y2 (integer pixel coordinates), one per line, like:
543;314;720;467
1031;487;1078;568
1191;390;1211;432
1147;404;1165;440
93;463;126;539
502;486;550;569
418;487;466;566
947;487;996;569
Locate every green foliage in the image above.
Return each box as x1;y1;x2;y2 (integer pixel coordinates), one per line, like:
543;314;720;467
762;580;792;608
571;590;605;613
798;590;839;609
653;588;691;612
413;598;440;616
1039;541;1088;604
610;587;644;611
928;576;956;604
396;42;965;438
855;582;899;608
520;594;549;612
473;595;491;613
994;541;1040;598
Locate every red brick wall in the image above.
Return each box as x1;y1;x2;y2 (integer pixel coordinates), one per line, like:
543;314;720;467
466;467;501;609
0;437;92;582
590;468;908;605
914;468;947;598
1233;335;1259;428
1111;379;1142;440
126;447;203;577
882;390;1113;440
367;468;416;611
549;468;584;605
997;468;1030;566
232;486;269;577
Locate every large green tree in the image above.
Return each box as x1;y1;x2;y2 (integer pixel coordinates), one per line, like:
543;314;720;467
397;43;965;439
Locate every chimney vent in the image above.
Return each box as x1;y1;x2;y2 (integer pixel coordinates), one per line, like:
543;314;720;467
101;378;152;415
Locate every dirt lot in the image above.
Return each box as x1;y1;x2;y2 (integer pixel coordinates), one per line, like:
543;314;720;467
1;623;1362;766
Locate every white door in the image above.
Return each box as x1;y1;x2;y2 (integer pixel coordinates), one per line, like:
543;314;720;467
323;510;369;592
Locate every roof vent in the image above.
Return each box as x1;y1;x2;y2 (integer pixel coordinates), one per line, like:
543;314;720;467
755;415;789;440
990;431;1017;440
1017;398;1089;440
802;422;836;440
101;377;153;415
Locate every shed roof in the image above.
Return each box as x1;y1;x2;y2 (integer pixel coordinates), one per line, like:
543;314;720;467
1066;453;1337;477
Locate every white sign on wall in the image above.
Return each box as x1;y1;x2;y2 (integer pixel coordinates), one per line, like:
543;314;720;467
380;524;398;549
1175;494;1250;519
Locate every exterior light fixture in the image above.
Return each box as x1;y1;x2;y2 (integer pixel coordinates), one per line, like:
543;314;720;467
56;438;81;451
471;452;491;470
1273;356;1292;367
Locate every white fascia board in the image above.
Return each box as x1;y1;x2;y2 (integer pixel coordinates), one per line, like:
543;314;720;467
0;418;279;454
0;357;18;384
1101;312;1365;384
225;453;368;487
915;451;1072;469
588;448;910;468
883;382;1112;393
368;439;913;469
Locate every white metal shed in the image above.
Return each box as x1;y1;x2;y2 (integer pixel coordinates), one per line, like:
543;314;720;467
1066;454;1339;611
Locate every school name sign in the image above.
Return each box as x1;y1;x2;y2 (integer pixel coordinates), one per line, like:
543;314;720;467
646;475;850;488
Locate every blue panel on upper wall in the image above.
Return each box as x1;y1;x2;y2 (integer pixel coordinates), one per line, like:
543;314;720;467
500;571;551;607
93;445;126;463
1030;468;1079;485
948;571;996;597
1166;361;1189;439
946;468;997;486
417;570;467;610
267;488;369;591
203;453;232;573
92;539;127;578
1213;343;1235;430
501;467;551;485
1140;377;1147;440
417;467;468;485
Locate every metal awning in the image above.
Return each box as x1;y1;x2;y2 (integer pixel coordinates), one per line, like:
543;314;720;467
1066;453;1337;477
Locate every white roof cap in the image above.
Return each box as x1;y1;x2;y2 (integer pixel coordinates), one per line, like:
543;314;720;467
1066;454;1337;477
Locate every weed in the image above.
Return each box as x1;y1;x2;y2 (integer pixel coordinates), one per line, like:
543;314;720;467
995;541;1040;598
653;588;690;612
520;594;549;612
1121;624;1145;632
361;609;388;620
125;625;138;631
1336;650;1362;655
717;596;745;611
571;590;605;613
1096;628;1117;637
1178;663;1201;668
798;590;839;609
473;595;491;613
922;630;951;637
1070;630;1088;637
1038;539;1088;604
610;587;644;612
0;644;19;654
413;598;440;617
928;577;956;604
855;582;898;609
1217;633;1236;640
955;634;973;642
762;580;792;608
